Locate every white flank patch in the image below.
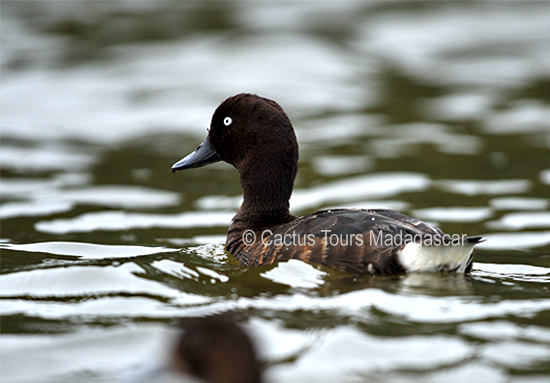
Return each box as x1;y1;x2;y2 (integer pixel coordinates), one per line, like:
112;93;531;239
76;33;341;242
398;242;477;273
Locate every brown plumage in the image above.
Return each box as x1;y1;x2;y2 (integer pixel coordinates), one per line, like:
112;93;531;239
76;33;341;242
172;93;482;275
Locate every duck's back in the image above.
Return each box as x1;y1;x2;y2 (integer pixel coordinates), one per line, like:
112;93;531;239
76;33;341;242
228;209;480;275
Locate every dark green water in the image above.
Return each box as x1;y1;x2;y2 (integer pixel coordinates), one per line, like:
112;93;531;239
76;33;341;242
1;2;550;382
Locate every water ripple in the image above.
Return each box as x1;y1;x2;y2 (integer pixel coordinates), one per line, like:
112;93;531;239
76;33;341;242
35;210;234;234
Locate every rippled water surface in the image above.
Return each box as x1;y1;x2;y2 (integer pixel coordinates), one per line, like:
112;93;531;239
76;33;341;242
1;2;550;382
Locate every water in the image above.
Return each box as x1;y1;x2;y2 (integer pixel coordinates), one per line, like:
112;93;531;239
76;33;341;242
1;2;550;382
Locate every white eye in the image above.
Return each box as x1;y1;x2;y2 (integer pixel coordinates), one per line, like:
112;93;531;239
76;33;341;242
223;117;232;126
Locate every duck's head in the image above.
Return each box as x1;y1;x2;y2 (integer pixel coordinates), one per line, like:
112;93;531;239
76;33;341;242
172;93;299;174
172;93;299;224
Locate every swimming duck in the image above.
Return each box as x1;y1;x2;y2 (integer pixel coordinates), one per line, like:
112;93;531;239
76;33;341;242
172;93;482;275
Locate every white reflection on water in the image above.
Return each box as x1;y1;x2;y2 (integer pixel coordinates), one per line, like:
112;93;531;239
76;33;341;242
261;259;327;289
183;243;230;264
484;100;550;134
290;172;430;212
0;324;176;383
540;169;550;185
477;232;550;251
152;259;200;280
195;266;229;283
238;1;367;30
397;273;474;295
0;199;74;219
297;114;384;145
35;210;234;234
44;186;181;209
1;186;180;217
1;173;179;218
0;145;95;171
3;266;548;322
412;206;492;223
437;179;531;196
248;316;318;367
0;174;90;198
459;321;550;342
162;283;550;325
0;263;185;298
370;123;482;158
422;93;494;121
353;2;550;86
486;212;550;230
196;195;242;210
312;155;372;176
474;263;550;284
0;241;178;259
0;296;187;320
489;197;549;211
269;326;471;383
480;341;550;370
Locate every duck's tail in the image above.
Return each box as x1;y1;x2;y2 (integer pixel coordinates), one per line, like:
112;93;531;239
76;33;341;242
398;236;484;273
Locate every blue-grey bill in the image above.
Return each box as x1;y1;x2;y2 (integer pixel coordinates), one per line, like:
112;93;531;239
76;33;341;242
171;136;221;172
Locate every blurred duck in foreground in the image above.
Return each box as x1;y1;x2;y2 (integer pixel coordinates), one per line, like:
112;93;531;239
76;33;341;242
127;316;262;383
172;316;263;383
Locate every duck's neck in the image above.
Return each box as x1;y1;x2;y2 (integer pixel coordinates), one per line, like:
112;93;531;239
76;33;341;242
234;155;297;229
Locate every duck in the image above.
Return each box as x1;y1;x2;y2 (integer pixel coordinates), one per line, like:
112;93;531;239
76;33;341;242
173;316;262;383
172;93;483;275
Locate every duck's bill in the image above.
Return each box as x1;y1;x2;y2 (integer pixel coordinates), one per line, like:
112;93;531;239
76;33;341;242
171;136;221;172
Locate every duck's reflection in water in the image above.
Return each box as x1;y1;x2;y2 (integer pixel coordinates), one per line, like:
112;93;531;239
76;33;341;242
396;272;474;296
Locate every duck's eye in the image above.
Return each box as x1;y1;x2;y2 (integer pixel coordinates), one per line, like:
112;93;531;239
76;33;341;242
223;117;232;126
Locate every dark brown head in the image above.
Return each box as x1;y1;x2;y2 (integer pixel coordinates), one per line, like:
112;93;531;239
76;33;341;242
172;93;298;171
173;316;263;383
172;94;299;226
214;94;297;169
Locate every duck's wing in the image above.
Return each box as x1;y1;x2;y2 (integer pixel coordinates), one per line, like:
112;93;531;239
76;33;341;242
256;209;480;274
